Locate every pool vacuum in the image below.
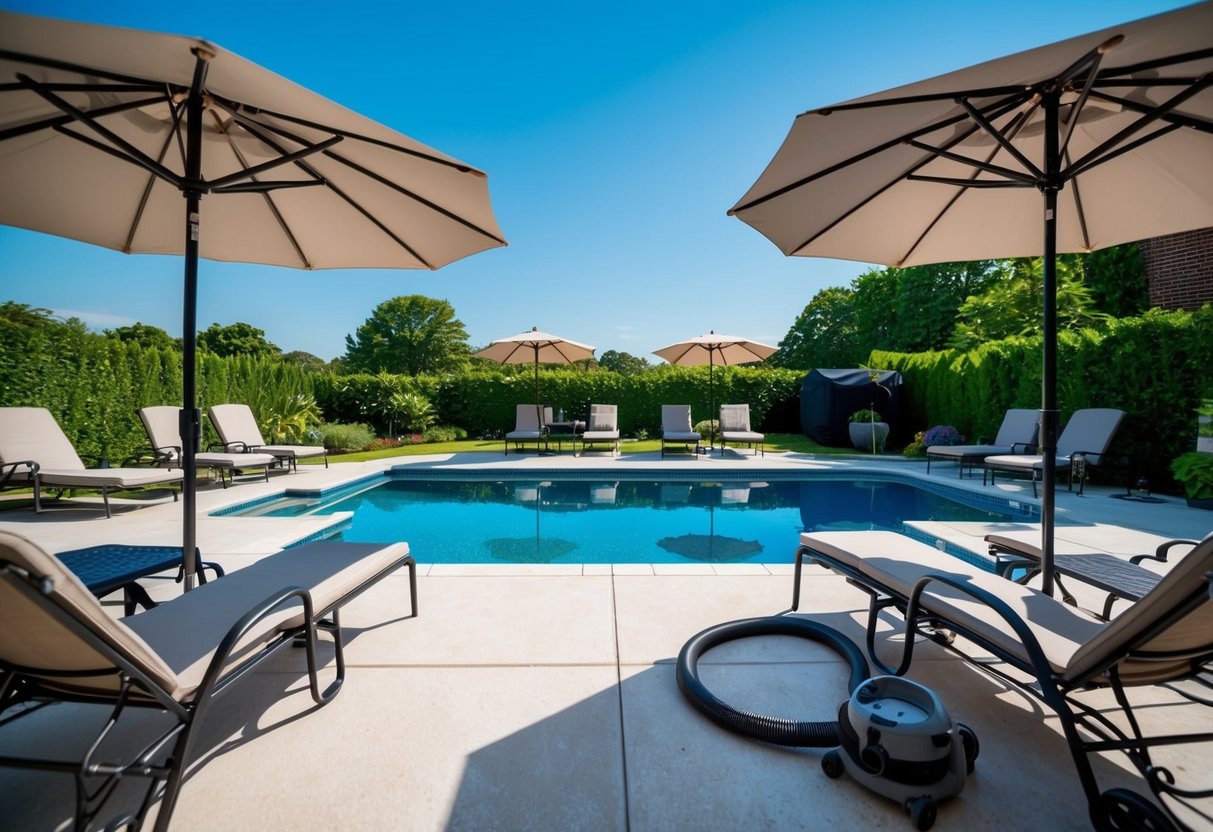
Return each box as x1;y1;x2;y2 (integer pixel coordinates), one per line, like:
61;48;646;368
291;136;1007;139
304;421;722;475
677;617;977;831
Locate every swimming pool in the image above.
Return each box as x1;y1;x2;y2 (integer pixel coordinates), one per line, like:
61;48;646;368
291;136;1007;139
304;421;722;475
219;472;1033;564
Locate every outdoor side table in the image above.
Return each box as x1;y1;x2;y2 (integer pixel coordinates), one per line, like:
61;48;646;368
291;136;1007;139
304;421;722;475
998;551;1161;620
546;420;585;453
57;544;223;616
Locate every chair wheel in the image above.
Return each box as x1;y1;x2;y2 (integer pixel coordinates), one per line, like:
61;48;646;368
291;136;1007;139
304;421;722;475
821;749;844;779
907;796;936;831
1093;788;1176;831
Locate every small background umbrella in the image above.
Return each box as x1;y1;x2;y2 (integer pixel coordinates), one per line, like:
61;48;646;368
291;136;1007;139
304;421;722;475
483;482;578;563
0;12;505;587
657;483;765;562
474;327;595;426
653;332;777;450
728;3;1213;594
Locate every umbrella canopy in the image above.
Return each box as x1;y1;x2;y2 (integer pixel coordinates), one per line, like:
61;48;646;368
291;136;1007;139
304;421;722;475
0;11;506;586
729;4;1213;595
653;332;777;448
474;327;595;417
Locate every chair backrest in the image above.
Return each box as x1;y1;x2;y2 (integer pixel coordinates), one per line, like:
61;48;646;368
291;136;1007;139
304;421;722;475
138;405;183;460
513;404;544;431
719;404;751;432
0;407;84;470
208;404;267;448
0;529;180;698
661;405;693;432
589;404;618;431
1066;533;1213;686
1056;408;1125;461
543;406;554;426
992;408;1039;447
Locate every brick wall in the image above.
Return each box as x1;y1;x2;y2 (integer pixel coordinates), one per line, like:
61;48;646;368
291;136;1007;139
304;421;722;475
1141;227;1213;310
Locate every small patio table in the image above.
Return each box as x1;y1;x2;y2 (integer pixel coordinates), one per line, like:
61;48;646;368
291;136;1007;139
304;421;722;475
996;551;1161;620
57;544;223;616
545;420;585;453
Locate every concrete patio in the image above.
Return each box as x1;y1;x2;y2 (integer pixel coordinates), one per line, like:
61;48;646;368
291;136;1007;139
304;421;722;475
2;450;1210;831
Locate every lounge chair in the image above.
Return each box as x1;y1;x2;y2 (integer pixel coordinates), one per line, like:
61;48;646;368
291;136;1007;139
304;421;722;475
0;407;183;518
792;529;1213;831
925;408;1038;478
207;403;328;472
660;405;701;458
504;404;548;455
718;404;764;457
0;529;416;832
138;406;276;488
983;408;1125;496
578;404;620;456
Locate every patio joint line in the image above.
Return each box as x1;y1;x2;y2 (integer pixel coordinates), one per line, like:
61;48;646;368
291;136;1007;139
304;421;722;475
611;573;633;832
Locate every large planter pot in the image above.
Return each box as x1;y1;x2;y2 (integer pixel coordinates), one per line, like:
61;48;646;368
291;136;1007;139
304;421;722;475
849;422;889;453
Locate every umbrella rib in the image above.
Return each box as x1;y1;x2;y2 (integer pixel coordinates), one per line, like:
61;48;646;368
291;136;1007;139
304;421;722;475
904;138;1038;185
124;121;179;254
0;93;165;143
955;97;1043;179
1056;44;1109;160
208;96;485;175
230;110;506;247
1063;148;1092;251
731;90;1031;215
206;135;342;190
0;48;190;91
18;74;182;187
1088;88;1213;136
216;109;436;268
785;99;1028;257
1064;75;1213;180
1066;122;1183;181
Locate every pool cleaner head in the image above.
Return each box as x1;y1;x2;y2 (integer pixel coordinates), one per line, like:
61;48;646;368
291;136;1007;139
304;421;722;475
822;675;978;832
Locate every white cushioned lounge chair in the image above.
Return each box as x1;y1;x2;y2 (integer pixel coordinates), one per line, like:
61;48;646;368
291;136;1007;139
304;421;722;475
983;408;1124;496
138;406;275;487
504;403;549;455
718;404;764;457
0;407;183;517
207;403;327;472
0;529;416;832
578;404;620;456
793;529;1213;831
660;405;701;458
925;408;1038;478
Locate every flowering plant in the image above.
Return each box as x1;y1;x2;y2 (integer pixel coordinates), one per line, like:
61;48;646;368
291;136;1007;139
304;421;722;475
922;425;964;447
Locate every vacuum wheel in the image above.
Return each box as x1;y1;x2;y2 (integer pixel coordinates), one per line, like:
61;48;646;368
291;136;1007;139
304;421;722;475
957;723;980;773
1093;788;1177;831
907;796;936;831
821;749;844;780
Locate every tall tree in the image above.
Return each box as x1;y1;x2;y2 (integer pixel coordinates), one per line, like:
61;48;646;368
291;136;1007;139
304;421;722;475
197;321;280;358
343;295;471;375
1076;243;1149;318
598;350;650;375
107;322;179;351
280;350;329;371
773;286;859;369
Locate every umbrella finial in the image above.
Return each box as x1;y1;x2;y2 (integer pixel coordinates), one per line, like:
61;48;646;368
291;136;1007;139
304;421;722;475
531;326;538;331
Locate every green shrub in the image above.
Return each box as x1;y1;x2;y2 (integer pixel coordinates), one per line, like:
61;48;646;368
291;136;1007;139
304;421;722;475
318;422;376;452
849;409;882;423
422;424;467;443
693;419;718;437
392;392;436;434
1171;452;1213;501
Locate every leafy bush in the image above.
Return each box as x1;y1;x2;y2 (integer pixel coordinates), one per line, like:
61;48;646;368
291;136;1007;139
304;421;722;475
317;422;376;452
422;424;467;443
850;409;882;423
392;392;436;434
922;425;964;446
1171;452;1213;501
693;419;718;437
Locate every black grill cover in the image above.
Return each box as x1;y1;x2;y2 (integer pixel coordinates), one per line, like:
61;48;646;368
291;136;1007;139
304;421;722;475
800;369;906;447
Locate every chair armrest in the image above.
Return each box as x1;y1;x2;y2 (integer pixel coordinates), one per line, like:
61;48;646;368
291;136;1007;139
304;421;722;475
1131;539;1199;565
1009;442;1037;454
221;441;255;452
0;459;38;486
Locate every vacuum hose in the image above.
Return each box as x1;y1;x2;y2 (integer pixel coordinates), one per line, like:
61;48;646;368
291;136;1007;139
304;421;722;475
676;616;870;747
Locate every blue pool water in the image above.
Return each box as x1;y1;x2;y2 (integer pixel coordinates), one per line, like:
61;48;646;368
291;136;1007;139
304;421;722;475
227;474;1032;565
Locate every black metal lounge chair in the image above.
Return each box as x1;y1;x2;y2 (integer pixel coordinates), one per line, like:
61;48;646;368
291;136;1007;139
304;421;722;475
207;403;328;472
718;404;764;457
792;529;1213;831
138;406;276;488
983;408;1124;496
925;408;1038;478
0;530;416;832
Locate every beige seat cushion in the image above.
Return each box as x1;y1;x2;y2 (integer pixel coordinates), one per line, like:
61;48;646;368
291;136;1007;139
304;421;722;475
35;467;184;488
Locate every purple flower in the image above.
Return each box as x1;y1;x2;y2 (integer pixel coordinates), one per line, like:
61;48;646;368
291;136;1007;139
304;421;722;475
923;425;964;447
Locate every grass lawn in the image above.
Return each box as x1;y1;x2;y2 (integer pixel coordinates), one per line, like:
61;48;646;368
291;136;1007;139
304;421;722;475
322;433;879;464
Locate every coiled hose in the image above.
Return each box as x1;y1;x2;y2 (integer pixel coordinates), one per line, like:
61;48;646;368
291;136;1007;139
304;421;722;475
676;616;870;747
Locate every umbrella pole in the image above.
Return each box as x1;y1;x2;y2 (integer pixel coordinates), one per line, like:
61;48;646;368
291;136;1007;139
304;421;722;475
708;350;715;452
178;52;210;591
1038;90;1061;597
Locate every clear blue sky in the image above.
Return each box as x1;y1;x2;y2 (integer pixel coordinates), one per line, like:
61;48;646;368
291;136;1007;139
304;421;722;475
0;0;1189;362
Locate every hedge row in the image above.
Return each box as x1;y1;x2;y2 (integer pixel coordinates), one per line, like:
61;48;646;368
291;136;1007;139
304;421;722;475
871;305;1213;489
314;366;805;437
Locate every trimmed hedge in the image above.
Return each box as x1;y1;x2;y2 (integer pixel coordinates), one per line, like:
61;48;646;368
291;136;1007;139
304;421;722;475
314;366;804;437
872;305;1213;491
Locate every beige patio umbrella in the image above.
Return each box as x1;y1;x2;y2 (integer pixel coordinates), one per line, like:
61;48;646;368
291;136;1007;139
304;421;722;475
0;11;506;588
729;3;1213;598
474;327;596;426
653;332;777;449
